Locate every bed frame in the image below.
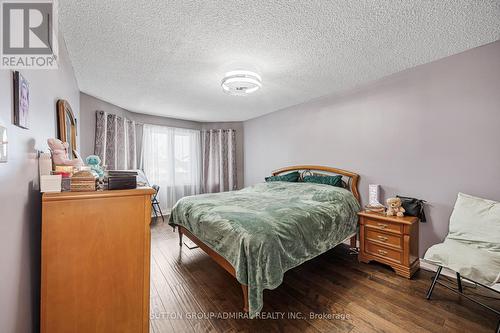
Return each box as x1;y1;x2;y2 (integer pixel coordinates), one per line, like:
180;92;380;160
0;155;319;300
175;165;360;312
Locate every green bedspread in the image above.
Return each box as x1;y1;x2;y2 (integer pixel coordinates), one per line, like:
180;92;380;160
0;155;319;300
169;181;360;317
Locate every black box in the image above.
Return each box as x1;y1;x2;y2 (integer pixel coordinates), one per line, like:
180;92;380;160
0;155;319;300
107;176;137;190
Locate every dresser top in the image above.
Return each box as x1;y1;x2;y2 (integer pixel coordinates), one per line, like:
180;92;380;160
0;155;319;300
42;187;155;202
358;211;419;224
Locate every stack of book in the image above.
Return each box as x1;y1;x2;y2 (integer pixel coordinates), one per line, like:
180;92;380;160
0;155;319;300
71;170;97;192
364;204;386;213
107;170;137;190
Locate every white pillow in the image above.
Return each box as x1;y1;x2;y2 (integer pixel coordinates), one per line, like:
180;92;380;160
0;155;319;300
448;192;500;252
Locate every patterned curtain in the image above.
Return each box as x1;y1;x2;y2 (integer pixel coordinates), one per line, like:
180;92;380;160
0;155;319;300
201;129;237;193
94;111;143;170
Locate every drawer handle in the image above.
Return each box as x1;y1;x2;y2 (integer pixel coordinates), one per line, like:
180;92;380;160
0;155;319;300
377;235;388;242
377;223;388;229
378;249;388;255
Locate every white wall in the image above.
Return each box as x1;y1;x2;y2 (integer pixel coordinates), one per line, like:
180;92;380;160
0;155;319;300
79;93;245;188
244;41;500;257
0;35;80;333
79;93;204;160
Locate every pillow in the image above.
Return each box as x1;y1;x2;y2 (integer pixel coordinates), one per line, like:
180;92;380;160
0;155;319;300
265;171;300;182
448;192;500;252
303;175;343;187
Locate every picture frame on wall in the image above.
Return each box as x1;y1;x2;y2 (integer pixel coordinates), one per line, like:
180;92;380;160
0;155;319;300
13;71;29;129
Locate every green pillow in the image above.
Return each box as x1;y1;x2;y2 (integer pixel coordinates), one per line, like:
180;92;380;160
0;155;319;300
265;171;300;182
303;175;343;187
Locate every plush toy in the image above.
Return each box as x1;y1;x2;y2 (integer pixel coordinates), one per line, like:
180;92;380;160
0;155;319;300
386;197;405;217
47;138;83;167
85;155;104;177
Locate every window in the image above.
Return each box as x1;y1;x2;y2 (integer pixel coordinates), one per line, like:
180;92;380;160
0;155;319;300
142;124;201;211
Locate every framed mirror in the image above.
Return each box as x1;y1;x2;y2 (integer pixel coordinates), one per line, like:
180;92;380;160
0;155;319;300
56;99;78;159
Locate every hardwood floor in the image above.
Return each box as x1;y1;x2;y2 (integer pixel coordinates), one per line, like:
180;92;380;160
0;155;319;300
149;220;498;333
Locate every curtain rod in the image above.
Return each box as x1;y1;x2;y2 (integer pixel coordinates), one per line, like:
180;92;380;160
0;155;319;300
96;110;235;132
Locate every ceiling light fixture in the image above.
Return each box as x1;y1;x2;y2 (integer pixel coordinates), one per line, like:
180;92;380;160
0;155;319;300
221;70;262;96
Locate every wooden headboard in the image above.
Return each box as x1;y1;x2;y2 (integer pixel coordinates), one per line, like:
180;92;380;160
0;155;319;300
271;165;360;202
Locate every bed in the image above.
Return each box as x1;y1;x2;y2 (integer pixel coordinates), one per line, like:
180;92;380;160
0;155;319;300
169;165;361;317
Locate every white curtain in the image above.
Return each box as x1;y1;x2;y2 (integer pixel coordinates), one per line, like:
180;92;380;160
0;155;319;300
202;129;237;193
142;124;201;212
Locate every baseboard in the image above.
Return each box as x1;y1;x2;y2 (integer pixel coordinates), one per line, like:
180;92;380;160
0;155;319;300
420;260;445;273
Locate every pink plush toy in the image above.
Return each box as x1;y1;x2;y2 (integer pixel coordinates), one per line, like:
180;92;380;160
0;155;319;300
47;138;83;167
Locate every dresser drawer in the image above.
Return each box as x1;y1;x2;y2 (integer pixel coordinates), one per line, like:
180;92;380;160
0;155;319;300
365;241;402;264
365;218;402;234
365;229;402;249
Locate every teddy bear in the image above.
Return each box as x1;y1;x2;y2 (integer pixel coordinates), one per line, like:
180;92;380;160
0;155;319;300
47;138;84;167
85;155;105;178
386;197;405;217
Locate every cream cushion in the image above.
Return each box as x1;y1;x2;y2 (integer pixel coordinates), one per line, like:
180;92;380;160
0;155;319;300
424;193;500;285
448;193;500;252
424;239;500;285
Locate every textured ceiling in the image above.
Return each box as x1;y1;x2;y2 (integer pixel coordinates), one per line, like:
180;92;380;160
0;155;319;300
59;1;500;122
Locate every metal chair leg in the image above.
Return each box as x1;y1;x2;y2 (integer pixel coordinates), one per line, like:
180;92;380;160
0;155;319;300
426;266;443;300
151;203;158;220
496;320;500;333
156;203;165;222
456;272;463;293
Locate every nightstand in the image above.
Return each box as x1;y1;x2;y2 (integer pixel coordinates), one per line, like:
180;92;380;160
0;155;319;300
358;211;419;278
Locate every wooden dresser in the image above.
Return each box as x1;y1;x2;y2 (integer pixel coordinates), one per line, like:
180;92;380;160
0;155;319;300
41;188;155;333
358;211;419;278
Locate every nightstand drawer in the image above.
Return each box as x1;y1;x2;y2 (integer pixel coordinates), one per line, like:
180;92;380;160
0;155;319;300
365;229;402;249
365;241;402;264
365;219;402;234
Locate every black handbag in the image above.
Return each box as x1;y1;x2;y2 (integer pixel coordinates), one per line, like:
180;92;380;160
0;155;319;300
396;195;427;222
